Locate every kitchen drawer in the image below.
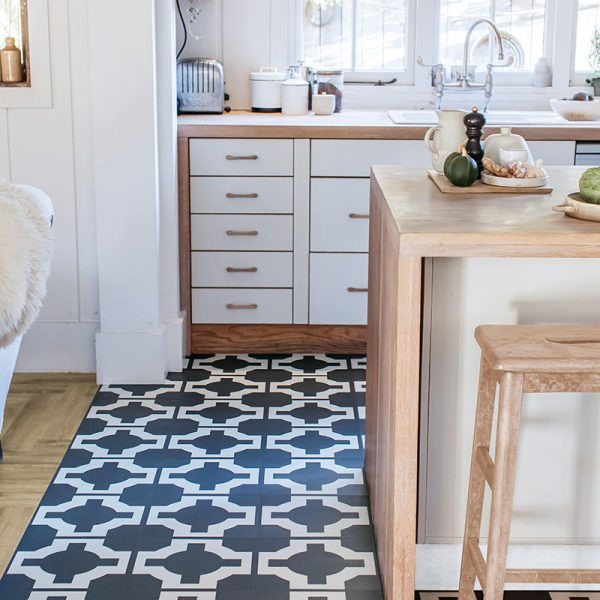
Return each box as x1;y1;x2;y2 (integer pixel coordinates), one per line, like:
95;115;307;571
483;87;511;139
192;289;292;324
191;215;293;251
575;153;600;166
192;252;293;287
190;177;293;214
190;139;294;176
527;141;575;165
311;179;370;252
311;139;430;177
310;253;368;325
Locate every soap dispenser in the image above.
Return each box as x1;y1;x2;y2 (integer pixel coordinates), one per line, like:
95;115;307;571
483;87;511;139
483;127;533;164
282;65;309;116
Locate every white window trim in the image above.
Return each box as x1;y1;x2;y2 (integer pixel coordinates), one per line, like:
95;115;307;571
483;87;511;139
0;0;52;109
293;0;590;109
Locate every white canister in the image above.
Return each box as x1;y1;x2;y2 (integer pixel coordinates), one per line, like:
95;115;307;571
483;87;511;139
282;78;309;116
312;92;336;116
250;67;286;112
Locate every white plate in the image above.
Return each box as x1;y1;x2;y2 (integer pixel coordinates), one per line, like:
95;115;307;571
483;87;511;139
481;171;549;188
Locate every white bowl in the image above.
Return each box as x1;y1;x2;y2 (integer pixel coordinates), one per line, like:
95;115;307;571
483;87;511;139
550;97;600;121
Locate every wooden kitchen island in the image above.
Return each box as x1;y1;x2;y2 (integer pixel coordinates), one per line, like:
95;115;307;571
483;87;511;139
366;166;600;599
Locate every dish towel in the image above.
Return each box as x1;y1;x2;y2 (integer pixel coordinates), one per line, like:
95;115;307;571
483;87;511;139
0;181;53;349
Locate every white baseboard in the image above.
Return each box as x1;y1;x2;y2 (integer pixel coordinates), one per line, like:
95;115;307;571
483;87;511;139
96;318;184;384
417;543;600;591
15;321;97;372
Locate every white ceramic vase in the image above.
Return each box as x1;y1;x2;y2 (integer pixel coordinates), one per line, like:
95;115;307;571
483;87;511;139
424;110;467;173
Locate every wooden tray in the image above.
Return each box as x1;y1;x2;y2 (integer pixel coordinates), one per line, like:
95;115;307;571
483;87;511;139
428;170;553;195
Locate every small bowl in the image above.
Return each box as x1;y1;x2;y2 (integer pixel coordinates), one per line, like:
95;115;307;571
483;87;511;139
498;148;532;166
550;98;600;121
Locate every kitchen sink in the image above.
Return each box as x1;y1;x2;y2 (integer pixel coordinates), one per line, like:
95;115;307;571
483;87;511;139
387;109;565;126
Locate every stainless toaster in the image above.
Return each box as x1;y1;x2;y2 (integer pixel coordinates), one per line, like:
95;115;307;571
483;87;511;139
177;58;225;114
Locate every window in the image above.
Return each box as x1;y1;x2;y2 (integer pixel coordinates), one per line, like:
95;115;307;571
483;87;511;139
438;0;548;76
0;0;29;87
574;0;600;74
302;0;411;79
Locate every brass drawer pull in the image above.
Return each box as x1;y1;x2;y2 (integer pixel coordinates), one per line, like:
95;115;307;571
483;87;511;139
226;193;259;199
226;266;258;273
348;213;370;219
347;287;368;293
226;230;259;236
226;154;258;161
226;303;258;310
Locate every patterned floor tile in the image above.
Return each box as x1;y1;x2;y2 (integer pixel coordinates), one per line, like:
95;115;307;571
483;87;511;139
6;353;583;599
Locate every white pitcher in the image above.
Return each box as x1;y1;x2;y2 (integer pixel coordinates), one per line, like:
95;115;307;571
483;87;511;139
424;110;467;173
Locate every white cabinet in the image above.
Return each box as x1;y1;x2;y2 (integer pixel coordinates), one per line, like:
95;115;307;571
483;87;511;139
311;139;431;177
191;214;293;251
192;252;293;288
192;289;292;324
528;141;575;165
190;139;294;176
190;177;293;214
310;254;369;325
310;179;370;253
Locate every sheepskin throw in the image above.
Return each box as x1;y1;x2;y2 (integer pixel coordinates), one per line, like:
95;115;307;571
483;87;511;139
0;181;53;348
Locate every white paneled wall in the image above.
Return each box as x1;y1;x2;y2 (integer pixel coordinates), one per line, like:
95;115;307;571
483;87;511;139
1;0;98;372
177;0;296;109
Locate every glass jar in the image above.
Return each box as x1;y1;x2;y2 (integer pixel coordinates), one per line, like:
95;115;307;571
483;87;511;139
316;69;343;113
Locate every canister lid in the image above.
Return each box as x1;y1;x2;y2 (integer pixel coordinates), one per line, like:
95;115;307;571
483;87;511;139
250;67;286;81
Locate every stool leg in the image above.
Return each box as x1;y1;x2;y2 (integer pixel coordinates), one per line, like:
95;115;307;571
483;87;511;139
485;371;524;600
458;356;497;600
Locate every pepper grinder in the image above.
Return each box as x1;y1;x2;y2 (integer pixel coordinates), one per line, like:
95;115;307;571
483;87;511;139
464;107;486;175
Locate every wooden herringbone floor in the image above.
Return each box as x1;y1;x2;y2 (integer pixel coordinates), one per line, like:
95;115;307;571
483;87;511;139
0;373;98;575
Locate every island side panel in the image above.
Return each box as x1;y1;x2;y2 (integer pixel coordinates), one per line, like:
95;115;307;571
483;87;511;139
366;177;422;598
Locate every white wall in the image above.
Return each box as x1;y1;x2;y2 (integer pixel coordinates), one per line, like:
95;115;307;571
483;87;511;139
1;0;98;372
2;0;183;380
176;0;296;110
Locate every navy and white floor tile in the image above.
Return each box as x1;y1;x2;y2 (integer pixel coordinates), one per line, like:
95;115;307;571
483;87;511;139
0;354;383;600
2;353;596;599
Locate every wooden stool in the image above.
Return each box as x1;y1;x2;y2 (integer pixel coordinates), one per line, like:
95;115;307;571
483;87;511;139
458;324;600;600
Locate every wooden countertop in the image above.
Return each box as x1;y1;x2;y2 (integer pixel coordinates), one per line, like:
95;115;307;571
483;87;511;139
371;165;600;257
178;110;600;141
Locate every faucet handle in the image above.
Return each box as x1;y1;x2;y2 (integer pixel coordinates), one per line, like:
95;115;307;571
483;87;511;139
486;55;515;69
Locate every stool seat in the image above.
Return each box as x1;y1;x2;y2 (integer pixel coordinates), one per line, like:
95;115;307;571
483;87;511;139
475;324;600;373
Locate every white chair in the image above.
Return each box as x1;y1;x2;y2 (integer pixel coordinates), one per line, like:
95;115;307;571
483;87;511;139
0;185;53;460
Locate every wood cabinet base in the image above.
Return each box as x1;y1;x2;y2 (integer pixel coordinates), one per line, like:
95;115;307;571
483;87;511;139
190;324;366;354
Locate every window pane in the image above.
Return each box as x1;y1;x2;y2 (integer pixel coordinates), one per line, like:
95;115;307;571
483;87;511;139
303;0;408;72
438;0;546;72
0;0;23;51
575;0;600;72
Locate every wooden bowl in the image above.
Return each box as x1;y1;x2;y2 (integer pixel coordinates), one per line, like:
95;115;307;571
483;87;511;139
553;193;600;222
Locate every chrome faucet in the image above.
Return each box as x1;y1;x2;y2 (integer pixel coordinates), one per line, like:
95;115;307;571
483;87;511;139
417;18;506;112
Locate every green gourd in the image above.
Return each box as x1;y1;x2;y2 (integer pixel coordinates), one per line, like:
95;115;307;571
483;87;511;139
444;147;478;187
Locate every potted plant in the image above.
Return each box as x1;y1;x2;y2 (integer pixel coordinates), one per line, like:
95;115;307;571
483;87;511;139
587;27;600;96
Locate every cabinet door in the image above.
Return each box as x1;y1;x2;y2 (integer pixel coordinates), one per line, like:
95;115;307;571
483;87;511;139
311;179;370;252
528;141;576;165
191;215;293;251
311;140;431;176
190;139;294;176
310;253;368;325
191;177;293;214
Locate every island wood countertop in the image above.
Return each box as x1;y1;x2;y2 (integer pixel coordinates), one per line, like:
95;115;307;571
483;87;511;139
365;166;600;600
371;165;600;257
178;111;600;141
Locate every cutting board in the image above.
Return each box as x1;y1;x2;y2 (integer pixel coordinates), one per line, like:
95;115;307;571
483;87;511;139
428;170;553;194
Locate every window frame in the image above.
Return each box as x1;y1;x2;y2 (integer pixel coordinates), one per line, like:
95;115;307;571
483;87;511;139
0;0;30;88
300;0;418;85
570;0;600;86
296;0;590;98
